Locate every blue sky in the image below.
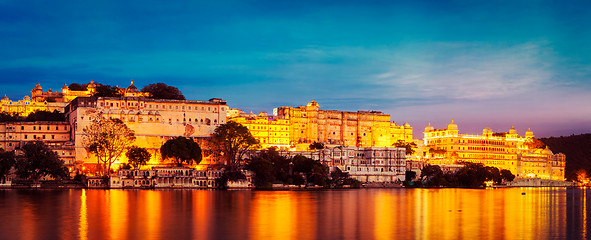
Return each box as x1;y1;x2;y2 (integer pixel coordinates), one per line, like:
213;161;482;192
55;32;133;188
1;0;590;138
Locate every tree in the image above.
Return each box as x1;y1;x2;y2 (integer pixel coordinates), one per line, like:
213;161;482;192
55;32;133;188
500;169;515;182
525;138;546;149
292;155;329;186
160;137;202;166
68;83;87;91
394;140;417;155
14;141;68;181
25;110;65;122
0;112;20;122
247;157;275;189
126;146;151;168
405;170;416;182
141;83;185;100
309;141;325;150
209;121;259;170
93;84;122;97
83;118;136;176
0;149;16;180
420;164;443;182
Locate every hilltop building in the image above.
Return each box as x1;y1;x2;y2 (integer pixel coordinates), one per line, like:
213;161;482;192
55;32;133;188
423;121;566;180
2;80;148;116
65;95;228;169
229;101;413;149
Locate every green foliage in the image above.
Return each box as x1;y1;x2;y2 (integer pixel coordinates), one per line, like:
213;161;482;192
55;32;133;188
15;141;68;181
540;134;591;180
119;163;132;170
0;112;22;122
160;137;202;166
291;155;329;186
525;138;546;149
405;170;416;182
141;83;185;100
25;110;65;122
500;169;515;182
246;151;346;189
93;84;122;97
83;118;136;176
68;83;87;91
0;149;16;179
247;156;275;189
419;163;514;188
308;141;325;150
330;167;360;188
394;140;417;155
126;146;151;168
209;121;259;170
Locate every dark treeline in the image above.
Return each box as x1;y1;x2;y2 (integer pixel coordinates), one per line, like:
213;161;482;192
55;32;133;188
245;148;360;189
541;134;591;180
0;110;65;122
410;163;515;188
69;82;185;100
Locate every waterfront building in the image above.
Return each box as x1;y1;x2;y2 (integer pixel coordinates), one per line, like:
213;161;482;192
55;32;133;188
65;92;228;168
277;146;407;182
228;110;290;149
0;121;75;167
423;121;566;180
109;167;225;188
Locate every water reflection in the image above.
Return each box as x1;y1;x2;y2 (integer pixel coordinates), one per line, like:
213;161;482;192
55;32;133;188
0;188;589;239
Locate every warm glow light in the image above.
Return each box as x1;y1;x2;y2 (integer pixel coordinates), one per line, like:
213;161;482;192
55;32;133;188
79;189;88;240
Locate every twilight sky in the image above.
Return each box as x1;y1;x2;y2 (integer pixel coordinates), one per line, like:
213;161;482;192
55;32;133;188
1;0;590;139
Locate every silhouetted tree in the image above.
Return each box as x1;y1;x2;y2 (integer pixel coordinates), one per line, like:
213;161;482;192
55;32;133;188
68;83;87;91
25;110;65;122
394;140;417;155
93;84;122;97
126;146;151;168
15;141;68;181
500;169;515;182
141;83;185;100
161;137;202;166
0;149;16;180
209;121;259;170
309;141;325;150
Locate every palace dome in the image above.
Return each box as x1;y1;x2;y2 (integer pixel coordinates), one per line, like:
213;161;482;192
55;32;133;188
127;80;138;92
447;119;458;130
425;122;434;132
509;126;516;134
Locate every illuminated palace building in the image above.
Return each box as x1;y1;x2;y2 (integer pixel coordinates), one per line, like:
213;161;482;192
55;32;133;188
1;80;102;116
66;93;227;168
423;121;566;180
230;101;413;149
1;81;228;172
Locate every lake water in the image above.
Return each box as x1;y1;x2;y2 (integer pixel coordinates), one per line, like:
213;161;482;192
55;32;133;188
0;188;589;240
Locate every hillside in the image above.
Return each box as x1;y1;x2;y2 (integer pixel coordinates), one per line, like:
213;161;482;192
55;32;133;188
540;134;591;180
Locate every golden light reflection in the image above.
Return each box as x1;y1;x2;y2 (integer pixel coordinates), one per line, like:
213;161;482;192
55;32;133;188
145;190;162;240
250;192;296;240
108;190;129;239
194;190;212;240
79;189;88;240
374;191;394;240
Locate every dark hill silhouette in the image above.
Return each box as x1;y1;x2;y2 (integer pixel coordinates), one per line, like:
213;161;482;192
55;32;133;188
540;134;591;180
